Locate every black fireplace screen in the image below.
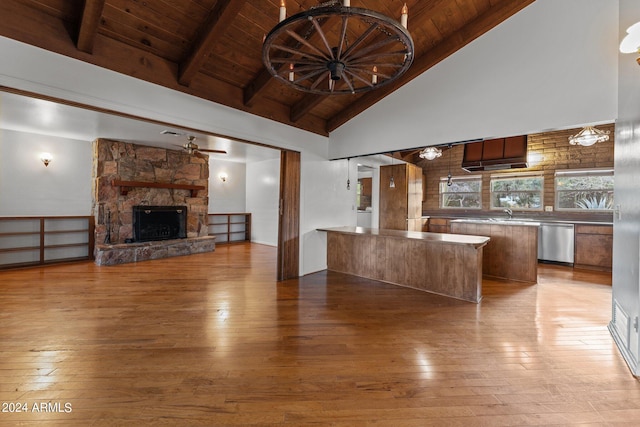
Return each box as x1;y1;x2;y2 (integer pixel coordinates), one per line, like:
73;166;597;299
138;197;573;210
133;206;187;242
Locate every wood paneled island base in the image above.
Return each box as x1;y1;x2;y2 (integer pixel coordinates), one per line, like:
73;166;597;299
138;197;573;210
319;227;490;303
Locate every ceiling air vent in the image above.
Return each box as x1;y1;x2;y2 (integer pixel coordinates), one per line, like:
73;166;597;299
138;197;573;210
461;135;528;172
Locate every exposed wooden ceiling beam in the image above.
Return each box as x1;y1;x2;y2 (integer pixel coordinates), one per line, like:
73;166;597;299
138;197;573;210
243;18;329;108
76;0;105;53
178;0;247;87
290;94;328;123
325;0;536;133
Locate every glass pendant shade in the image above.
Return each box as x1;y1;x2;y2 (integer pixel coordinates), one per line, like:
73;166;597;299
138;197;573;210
568;126;610;147
419;146;442;160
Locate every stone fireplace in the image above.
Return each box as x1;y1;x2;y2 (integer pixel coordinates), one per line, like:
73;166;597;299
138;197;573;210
92;139;215;265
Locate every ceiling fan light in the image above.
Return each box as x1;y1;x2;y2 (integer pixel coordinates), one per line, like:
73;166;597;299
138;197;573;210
419;146;442;160
568;126;610;146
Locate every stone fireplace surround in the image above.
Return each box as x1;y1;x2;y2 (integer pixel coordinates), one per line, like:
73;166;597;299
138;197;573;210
92;139;215;265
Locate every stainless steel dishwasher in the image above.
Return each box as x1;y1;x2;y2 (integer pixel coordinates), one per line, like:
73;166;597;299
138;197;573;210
538;222;575;264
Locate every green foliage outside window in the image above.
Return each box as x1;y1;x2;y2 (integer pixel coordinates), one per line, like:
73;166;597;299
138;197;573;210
555;170;613;211
440;177;482;209
490;175;543;210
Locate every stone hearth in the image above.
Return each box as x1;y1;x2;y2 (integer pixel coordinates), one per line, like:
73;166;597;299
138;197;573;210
92;139;214;265
94;236;216;266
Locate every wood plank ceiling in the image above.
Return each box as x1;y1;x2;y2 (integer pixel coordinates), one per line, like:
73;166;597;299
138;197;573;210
0;0;535;137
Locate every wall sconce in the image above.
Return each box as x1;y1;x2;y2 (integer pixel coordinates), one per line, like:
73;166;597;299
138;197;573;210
219;172;228;182
40;152;53;167
620;21;640;65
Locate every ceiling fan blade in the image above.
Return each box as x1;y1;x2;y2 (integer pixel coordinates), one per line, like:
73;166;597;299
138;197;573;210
197;148;227;154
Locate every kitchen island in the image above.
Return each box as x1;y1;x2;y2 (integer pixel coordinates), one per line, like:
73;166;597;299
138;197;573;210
450;219;539;284
318;226;490;303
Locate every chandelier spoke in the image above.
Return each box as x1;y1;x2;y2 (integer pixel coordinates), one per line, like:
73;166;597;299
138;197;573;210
343;38;400;63
285;29;331;61
343;68;374;88
341;22;379;59
336;15;349;59
270;58;324;66
341;71;357;93
309;16;336;60
348;50;411;64
270;44;328;63
291;68;331;86
310;72;330;91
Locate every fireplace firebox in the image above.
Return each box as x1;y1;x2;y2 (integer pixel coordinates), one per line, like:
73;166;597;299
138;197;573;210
133;206;187;242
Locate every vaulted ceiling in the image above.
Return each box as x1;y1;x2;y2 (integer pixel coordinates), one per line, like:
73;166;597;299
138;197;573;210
0;0;535;137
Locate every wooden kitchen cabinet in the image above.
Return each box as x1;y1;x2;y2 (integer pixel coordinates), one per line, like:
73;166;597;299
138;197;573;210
379;163;423;231
574;224;613;271
428;218;451;233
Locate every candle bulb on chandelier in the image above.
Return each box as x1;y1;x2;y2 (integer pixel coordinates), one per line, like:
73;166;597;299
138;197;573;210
400;4;408;29
279;0;286;22
288;63;294;82
343;0;350;6
372;66;378;85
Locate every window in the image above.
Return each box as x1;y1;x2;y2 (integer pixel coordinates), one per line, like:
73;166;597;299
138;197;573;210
490;172;543;211
439;175;482;209
555;169;614;211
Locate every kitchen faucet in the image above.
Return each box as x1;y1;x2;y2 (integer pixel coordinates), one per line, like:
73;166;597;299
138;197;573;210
503;208;513;219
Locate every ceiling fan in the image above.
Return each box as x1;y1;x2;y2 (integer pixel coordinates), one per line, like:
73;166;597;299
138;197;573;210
173;135;227;156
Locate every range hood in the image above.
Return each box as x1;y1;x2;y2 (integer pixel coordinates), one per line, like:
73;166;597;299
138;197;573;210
461;135;528;172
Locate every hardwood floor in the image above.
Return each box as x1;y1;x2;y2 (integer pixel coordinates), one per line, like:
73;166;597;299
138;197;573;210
0;243;638;426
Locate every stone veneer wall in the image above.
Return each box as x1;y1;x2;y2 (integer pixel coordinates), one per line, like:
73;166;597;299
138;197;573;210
92;139;209;245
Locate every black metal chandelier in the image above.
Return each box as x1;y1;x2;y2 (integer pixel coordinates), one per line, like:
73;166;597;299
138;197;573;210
262;1;414;95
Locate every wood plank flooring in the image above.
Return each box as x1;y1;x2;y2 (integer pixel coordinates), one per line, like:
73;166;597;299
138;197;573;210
0;243;638;426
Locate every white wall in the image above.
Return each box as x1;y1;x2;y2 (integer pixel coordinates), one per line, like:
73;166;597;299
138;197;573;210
246;158;280;246
208;159;246;213
329;0;619;159
611;0;640;376
0;36;339;275
0;129;92;215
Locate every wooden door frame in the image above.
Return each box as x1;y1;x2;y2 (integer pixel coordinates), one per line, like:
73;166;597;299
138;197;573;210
277;150;301;281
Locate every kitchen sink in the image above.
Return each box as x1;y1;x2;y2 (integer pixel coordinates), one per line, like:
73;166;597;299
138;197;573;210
452;218;540;226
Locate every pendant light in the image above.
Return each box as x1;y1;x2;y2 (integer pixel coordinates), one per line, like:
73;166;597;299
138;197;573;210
389;154;395;188
568;126;610;147
419;146;442;160
446;144;453;186
346;158;351;190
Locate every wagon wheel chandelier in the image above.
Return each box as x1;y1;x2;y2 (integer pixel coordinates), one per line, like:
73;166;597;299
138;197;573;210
262;1;415;95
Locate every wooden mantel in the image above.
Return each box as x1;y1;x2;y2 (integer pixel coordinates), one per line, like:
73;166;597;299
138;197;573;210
111;180;206;197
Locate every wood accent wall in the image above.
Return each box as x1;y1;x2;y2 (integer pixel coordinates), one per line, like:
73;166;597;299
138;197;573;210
326;231;484;303
379;163;423;231
420;124;615;219
277;150;300;281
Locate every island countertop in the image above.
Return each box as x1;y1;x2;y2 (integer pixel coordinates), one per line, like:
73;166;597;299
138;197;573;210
317;226;490;248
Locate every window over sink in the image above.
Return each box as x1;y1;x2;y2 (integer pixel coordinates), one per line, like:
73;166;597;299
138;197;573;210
490;172;543;211
555;168;614;211
439;175;482;209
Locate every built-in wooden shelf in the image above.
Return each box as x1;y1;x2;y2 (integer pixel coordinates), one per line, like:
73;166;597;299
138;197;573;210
0;216;95;269
111;180;205;197
208;213;251;244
